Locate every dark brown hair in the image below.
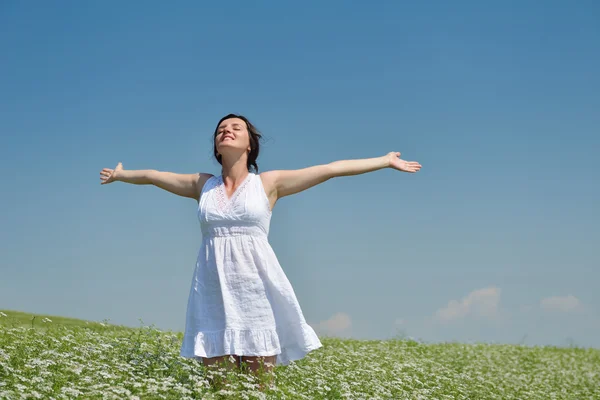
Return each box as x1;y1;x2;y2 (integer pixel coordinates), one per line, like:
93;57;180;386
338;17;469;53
213;114;262;173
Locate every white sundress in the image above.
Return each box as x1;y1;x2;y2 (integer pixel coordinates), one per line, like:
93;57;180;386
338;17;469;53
180;172;323;366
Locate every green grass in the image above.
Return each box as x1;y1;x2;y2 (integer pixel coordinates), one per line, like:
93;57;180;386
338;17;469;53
0;309;131;331
1;309;599;399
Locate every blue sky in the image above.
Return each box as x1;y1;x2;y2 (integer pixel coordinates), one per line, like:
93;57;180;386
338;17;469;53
1;1;599;348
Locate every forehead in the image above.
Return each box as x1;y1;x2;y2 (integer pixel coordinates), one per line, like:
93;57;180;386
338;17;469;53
218;118;246;129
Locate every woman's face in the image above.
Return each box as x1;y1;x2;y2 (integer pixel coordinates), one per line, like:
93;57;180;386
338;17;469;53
215;117;251;158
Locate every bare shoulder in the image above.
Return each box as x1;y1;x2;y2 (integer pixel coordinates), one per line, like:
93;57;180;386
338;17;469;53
195;172;215;202
258;165;332;199
258;170;279;211
258;170;278;194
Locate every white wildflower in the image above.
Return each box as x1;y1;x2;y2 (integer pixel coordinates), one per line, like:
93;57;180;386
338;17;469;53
61;387;83;396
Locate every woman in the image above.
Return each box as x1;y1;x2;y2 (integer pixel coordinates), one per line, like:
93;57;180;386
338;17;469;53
99;114;422;390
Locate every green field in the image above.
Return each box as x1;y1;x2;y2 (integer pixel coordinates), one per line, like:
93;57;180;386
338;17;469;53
1;309;599;399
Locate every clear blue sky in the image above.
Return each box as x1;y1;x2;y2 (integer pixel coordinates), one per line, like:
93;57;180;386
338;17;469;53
1;1;599;348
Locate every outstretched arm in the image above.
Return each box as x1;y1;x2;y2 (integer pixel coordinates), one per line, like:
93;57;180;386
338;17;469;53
99;162;211;202
261;151;421;202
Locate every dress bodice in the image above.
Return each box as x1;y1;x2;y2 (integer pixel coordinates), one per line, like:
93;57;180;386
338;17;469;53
198;172;272;239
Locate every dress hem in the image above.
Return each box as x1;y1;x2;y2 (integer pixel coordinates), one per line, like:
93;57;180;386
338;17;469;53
180;323;323;366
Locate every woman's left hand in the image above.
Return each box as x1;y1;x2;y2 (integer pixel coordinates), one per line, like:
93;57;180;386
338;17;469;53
386;152;422;173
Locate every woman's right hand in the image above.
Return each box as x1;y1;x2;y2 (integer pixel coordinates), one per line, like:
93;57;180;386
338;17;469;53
100;162;124;185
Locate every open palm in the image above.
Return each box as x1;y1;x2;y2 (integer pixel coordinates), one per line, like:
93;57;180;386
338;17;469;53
99;162;123;185
387;152;422;173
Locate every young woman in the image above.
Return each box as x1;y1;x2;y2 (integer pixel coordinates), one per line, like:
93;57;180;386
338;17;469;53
99;114;421;390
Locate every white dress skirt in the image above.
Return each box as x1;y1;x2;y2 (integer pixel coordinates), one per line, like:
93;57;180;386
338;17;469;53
180;172;323;366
